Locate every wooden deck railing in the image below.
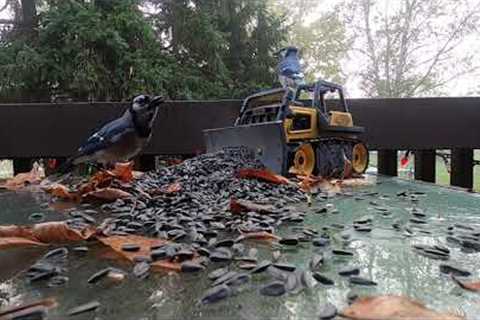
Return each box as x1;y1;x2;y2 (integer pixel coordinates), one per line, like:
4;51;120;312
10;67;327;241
0;97;479;188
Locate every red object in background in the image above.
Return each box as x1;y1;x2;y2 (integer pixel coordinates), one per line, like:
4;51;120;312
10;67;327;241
400;151;411;168
47;159;58;169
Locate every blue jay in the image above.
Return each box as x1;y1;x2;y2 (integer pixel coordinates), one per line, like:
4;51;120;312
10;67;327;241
277;46;305;89
64;95;164;170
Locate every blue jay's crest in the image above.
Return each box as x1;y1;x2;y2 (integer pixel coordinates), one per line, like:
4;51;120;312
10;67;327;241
277;46;305;88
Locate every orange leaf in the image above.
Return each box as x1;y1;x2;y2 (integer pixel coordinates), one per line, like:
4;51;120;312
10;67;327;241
110;162;134;182
452;276;480;292
237;231;280;242
90;171;114;188
166;182;182;194
298;175;340;196
82;187;132;202
31;221;95;243
229;198;276;214
340;295;464;320
0;165;45;190
0;237;46;249
43;183;78;201
236;168;290;185
336;178;373;188
97;235;182;272
0;222;95;248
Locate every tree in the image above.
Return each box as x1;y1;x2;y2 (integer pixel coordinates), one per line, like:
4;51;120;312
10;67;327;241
0;0;288;101
345;0;480;98
146;0;287;98
270;0;349;83
0;0;176;101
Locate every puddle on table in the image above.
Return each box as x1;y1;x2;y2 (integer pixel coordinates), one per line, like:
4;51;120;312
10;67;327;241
1;176;480;319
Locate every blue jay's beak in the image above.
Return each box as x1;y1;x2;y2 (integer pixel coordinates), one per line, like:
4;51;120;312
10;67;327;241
148;95;165;109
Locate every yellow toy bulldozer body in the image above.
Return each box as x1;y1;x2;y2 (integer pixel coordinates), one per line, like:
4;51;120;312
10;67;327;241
204;80;369;178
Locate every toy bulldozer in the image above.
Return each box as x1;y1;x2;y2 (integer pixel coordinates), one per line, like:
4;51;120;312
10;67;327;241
204;80;369;178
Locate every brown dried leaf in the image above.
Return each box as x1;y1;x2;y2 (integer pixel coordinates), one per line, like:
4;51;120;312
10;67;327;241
236;169;290;185
340;295;464;320
97;235;182;272
237;231;280;242
336;178;373;188
82;187;132;202
110;162;134;182
0;222;95;248
31;221;95;243
166;182;182;194
298;175;341;196
0;166;45;190
0;237;46;249
230;198;276;214
43;183;78;201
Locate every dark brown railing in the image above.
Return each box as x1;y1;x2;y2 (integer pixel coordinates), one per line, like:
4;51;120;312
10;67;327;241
1;97;479;188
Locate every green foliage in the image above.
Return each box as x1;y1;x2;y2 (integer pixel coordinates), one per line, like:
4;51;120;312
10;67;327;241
0;0;288;101
149;0;288;98
270;0;349;83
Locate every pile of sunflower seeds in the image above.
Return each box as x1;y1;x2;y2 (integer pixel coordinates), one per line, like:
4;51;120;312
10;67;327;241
100;147;306;240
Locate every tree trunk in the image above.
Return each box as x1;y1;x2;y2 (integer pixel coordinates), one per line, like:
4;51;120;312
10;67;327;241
20;0;37;31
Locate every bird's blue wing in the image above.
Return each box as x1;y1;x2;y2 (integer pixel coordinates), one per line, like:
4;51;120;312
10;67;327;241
78;118;134;156
278;55;302;77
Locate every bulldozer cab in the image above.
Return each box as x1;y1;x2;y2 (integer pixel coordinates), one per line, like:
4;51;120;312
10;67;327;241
294;80;353;129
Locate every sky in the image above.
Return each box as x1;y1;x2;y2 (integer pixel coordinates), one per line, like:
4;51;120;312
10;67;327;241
304;0;480;97
1;0;479;98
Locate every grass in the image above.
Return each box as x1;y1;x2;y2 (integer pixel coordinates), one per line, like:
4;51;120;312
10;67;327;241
369;150;480;191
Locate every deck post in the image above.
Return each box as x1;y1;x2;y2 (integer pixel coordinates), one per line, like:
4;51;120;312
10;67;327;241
414;150;436;183
377;150;397;176
451;148;473;189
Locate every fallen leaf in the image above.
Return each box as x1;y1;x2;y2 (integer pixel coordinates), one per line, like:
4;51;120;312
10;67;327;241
230;198;276;214
89;171;114;189
452;276;480;292
0;222;95;248
43;183;77;201
336;178;373;188
110;162;134;182
298;175;341;196
0;165;45;190
97;235;183;272
237;231;280;242
236;169;290;185
82;187;132;202
0;298;57;319
30;221;95;243
340;295;464;320
166;182;182;194
0;236;46;249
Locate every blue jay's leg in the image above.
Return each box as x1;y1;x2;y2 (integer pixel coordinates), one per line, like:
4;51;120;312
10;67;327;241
280;88;295;119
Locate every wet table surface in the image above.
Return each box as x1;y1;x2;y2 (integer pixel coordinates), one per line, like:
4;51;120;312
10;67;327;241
1;175;480;320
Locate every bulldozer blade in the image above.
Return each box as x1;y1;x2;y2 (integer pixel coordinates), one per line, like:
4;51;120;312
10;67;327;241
204;121;287;174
